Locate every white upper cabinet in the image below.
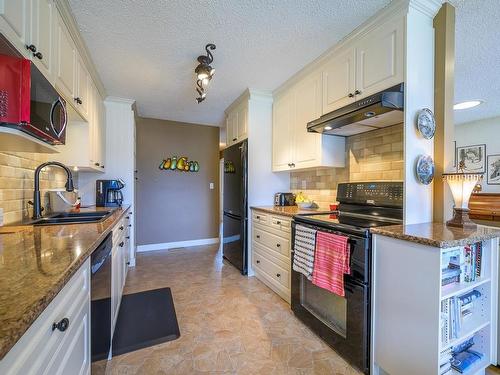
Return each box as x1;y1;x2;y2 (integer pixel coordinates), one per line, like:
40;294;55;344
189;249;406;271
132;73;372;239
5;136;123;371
74;52;90;119
236;103;248;141
272;72;345;172
355;17;404;99
0;0;56;81
322;47;356;114
29;0;55;80
294;73;323;168
225;100;248;147
55;11;76;102
272;92;294;171
0;0;29;55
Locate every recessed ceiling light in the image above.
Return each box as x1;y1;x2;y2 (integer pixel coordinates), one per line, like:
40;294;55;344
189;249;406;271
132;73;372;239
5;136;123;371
453;100;483;110
324;125;333;131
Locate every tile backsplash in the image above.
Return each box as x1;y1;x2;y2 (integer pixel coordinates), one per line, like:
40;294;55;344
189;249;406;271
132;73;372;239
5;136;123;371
290;125;404;209
0;152;70;224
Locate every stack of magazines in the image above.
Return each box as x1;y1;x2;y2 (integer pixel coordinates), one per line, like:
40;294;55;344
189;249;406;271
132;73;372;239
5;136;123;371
440;348;452;375
451;337;484;373
441;290;482;345
442;243;482;287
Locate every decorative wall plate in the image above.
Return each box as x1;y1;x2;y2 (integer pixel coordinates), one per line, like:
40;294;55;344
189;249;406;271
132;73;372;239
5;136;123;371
415;155;435;185
416;108;436;139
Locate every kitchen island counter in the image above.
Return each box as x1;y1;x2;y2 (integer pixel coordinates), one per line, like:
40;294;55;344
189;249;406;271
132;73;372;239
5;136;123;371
251;205;331;218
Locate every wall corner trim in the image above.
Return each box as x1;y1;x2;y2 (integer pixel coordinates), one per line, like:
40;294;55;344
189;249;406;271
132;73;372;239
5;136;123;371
137;238;220;252
408;0;443;18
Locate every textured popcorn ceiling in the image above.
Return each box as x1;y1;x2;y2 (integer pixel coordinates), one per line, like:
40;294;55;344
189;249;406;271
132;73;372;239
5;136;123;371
67;0;390;126
451;0;500;125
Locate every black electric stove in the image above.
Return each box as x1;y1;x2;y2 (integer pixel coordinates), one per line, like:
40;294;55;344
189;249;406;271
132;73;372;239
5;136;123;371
291;182;404;374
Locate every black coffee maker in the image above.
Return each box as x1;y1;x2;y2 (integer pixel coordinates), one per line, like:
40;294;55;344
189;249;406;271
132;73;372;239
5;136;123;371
96;179;125;207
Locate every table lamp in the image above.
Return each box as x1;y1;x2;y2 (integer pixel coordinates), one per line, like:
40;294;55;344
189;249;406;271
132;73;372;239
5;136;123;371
442;161;483;229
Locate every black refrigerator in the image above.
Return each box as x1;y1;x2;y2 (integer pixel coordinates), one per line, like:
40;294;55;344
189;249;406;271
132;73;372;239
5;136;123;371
222;139;248;275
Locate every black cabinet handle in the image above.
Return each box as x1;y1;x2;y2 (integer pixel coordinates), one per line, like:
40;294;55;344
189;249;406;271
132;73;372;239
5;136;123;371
276;243;281;248
256;215;260;219
348;93;354;98
128;224;132;227
52;318;69;332
130;212;133;214
276;273;281;278
126;261;130;265
101;165;105;169
74;97;82;105
256;235;260;239
94;162;100;166
126;236;130;239
126;216;129;219
26;44;37;53
276;221;281;225
119;241;124;247
354;89;362;95
119;226;124;230
256;260;260;264
34;51;43;60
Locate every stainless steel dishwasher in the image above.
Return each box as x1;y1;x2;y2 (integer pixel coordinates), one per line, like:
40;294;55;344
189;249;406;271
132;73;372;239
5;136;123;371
90;233;113;365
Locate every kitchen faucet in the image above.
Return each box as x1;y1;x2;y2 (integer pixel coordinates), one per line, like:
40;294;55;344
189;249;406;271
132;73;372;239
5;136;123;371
32;161;74;220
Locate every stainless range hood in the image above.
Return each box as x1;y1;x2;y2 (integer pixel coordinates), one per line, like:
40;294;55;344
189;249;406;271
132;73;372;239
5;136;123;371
307;83;404;137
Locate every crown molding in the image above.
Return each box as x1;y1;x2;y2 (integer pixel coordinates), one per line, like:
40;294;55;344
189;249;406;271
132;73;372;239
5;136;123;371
409;0;443;18
54;0;107;98
105;96;136;106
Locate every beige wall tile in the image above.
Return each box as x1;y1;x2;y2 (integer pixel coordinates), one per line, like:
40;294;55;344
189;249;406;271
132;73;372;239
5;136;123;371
290;124;404;204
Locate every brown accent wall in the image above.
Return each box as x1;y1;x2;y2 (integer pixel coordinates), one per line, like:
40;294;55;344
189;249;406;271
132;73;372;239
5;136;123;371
0;151;68;224
290;125;404;208
135;117;219;245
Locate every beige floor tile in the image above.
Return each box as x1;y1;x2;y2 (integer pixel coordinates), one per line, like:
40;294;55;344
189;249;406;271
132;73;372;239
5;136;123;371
103;244;361;375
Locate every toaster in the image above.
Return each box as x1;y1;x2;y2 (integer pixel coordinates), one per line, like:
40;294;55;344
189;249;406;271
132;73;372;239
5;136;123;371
274;193;296;206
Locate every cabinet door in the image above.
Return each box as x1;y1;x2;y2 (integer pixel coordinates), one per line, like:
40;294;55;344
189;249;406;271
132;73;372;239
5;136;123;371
30;0;54;81
236;103;248;141
272;92;293;171
75;54;89;119
0;0;29;54
322;47;355;114
45;302;90;375
293;73;322;168
355;18;404;98
97;94;106;170
55;12;76;101
226;111;238;146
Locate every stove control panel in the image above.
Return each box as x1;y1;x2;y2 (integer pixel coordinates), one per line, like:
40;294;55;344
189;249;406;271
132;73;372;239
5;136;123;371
337;182;403;207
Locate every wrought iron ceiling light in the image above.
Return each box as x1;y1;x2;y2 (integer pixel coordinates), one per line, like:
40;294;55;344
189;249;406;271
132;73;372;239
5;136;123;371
195;44;216;103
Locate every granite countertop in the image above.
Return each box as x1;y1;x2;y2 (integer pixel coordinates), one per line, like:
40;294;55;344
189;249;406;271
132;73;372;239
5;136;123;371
371;222;500;248
251;206;331;217
0;205;130;360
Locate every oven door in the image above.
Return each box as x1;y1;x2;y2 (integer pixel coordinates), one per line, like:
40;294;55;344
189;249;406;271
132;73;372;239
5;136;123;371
291;270;369;373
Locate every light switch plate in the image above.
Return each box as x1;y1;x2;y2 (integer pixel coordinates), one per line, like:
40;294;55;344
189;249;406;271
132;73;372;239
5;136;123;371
209;182;214;190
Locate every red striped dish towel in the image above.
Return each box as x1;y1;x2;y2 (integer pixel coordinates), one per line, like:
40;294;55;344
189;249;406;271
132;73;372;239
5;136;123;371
312;231;350;297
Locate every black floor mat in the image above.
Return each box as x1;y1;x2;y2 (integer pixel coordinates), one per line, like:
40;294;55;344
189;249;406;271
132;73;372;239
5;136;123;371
112;287;180;356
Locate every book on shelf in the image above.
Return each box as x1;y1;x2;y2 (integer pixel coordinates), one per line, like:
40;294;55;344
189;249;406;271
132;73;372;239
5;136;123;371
451;337;484;373
441;290;482;345
442;243;482;287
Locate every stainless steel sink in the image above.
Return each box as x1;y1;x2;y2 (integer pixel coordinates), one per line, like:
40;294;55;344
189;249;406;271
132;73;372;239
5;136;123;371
30;211;112;226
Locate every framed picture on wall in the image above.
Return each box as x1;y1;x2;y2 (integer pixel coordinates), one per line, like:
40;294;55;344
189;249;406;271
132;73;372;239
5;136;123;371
456;144;486;173
487;154;500;185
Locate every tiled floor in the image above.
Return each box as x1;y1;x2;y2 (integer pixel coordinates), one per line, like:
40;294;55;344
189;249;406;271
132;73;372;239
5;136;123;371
104;244;362;374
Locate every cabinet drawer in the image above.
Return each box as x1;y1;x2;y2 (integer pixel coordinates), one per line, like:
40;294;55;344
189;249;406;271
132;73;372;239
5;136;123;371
253;247;290;289
0;260;90;375
270;215;291;233
252;210;269;225
253;227;290;258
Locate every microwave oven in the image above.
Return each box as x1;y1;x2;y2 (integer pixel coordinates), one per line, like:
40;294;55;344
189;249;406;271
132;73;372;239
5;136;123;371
0;37;67;145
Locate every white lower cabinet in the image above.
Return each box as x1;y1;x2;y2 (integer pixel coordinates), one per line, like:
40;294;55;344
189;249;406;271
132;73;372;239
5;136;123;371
111;214;130;334
251;209;292;303
0;259;91;375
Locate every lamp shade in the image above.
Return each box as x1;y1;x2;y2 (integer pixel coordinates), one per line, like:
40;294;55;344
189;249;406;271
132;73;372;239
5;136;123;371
443;173;482;209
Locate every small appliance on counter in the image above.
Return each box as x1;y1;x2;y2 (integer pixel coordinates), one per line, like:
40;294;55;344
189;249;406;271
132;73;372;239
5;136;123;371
274;192;296;206
96;179;125;207
48;190;80;213
0;34;67;145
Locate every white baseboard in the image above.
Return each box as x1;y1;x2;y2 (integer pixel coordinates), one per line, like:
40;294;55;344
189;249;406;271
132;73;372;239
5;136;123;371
137;237;220;252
